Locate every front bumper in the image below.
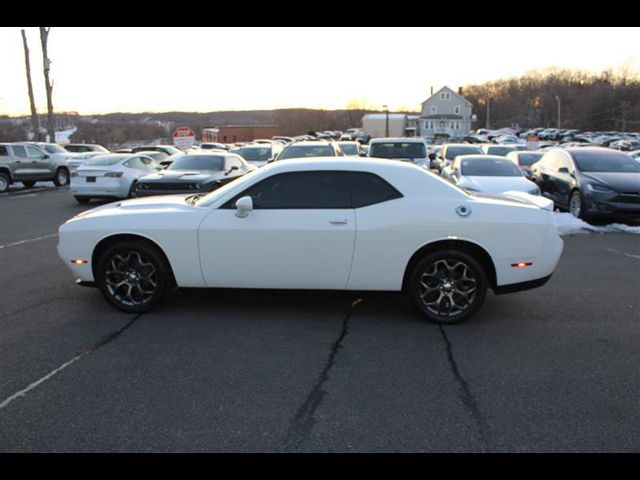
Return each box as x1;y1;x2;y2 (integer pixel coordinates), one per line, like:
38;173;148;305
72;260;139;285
584;193;640;216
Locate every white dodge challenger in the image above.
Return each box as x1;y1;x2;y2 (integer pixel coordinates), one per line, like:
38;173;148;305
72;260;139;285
57;158;563;324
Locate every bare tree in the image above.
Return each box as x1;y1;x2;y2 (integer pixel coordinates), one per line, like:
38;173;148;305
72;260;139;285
39;27;55;142
21;29;40;141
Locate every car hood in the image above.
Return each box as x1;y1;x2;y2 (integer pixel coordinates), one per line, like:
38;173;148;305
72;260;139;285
67;195;197;222
138;170;226;182
460;176;537;194
581;172;640;193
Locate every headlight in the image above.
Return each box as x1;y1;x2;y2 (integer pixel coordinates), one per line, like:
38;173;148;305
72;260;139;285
585;183;614;194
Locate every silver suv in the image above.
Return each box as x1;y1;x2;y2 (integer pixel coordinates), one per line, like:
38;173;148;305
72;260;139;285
0;143;71;193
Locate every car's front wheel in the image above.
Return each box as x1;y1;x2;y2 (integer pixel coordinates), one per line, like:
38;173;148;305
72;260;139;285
408;250;487;325
569;190;586;219
96;241;173;313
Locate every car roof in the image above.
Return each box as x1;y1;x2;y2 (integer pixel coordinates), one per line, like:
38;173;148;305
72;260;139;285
455;154;507;162
369;137;426;143
285;141;334;147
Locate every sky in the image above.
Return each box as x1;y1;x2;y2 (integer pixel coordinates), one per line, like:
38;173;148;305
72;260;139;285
1;27;639;117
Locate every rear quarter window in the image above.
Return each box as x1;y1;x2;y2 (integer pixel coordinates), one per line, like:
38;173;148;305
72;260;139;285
346;172;403;208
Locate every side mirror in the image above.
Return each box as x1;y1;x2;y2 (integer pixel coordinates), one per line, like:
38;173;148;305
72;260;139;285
226;165;239;175
428;153;436;161
235;196;253;218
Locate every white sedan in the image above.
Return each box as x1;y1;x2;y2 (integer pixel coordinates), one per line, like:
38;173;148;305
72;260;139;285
70;153;161;204
442;155;541;196
58;158;563;324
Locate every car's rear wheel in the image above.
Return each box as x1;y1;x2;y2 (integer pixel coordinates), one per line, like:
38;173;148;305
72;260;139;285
74;195;91;204
0;173;10;193
127;181;137;198
408;250;487;324
54;168;69;187
96;241;172;313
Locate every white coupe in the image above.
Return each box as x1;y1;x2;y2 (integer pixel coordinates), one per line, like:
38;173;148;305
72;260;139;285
58;158;563;324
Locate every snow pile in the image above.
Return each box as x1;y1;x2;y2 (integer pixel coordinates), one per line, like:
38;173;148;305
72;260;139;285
553;212;640;236
48;127;77;144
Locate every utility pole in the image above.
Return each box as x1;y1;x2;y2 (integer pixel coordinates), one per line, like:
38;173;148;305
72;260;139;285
383;105;389;137
486;97;491;129
39;27;55;143
555;95;561;129
21;29;40;141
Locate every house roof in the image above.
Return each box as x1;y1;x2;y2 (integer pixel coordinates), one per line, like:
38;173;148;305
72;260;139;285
421;86;472;107
420;114;465;120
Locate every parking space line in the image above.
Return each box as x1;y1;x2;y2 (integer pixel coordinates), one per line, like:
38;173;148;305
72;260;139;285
605;248;640;260
0;315;141;411
0;233;58;250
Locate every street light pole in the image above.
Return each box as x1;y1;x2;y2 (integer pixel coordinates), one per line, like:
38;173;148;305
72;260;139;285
383;105;389;137
555;95;561;129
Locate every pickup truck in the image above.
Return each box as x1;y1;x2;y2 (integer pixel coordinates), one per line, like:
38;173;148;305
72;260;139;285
0;142;71;193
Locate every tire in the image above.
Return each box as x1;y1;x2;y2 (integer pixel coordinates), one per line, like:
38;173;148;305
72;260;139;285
569;190;586;219
0;172;10;193
22;180;36;189
74;195;91;204
95;240;173;313
407;249;487;325
54;167;69;187
127;181;137;198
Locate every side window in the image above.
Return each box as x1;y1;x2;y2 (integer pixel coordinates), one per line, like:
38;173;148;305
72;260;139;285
347;172;403;208
0;146;8;156
223;171;351;209
139;157;156;169
226;157;243;170
26;146;46;159
12;146;28;158
125;157;147;169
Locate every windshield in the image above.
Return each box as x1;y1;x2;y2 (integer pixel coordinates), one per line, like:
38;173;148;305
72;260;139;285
517;153;543;166
370;142;426;159
339;143;359;155
278;145;335;160
169;155;225;171
444;145;483;159
232;147;272;162
485;146;516;156
195;168;261;207
573;151;640;172
461;158;523;176
85;155;125;166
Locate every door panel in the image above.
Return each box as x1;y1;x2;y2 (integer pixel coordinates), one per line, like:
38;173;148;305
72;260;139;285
199;208;356;289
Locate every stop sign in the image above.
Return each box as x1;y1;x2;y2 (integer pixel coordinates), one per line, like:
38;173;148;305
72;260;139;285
172;126;196;149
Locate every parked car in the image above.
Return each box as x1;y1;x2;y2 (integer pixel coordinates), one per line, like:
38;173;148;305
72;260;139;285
530;147;640;219
57;157;563;325
272;136;294;144
200;142;229;151
134;150;171;167
481;144;520;157
64;144;109;154
433;143;484;172
135;152;254;197
505;151;544;179
442;155;541;196
230;144;281;167
368;138;429;168
67;151;113;173
131;145;181;156
0;142;71;192
336;141;361;157
70;153;161;204
274;141;343;161
628;150;640;162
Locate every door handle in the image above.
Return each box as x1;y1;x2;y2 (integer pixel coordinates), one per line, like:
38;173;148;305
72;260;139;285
329;220;348;225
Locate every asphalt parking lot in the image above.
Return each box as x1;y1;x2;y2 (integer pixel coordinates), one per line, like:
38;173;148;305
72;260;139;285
0;183;639;452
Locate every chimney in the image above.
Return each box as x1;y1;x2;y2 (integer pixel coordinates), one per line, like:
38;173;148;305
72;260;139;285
430;86;434;96
458;86;464;96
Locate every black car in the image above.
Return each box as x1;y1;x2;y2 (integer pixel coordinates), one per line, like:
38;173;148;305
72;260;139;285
135;152;253;197
530;147;640;219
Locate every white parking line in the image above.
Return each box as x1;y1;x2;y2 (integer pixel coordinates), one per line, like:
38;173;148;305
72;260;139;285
606;248;640;260
0;233;58;250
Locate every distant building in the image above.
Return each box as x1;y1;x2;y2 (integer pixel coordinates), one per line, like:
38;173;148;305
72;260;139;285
419;86;473;141
202;125;280;143
361;113;409;138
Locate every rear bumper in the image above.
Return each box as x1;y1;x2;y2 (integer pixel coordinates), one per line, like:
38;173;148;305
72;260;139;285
493;274;552;294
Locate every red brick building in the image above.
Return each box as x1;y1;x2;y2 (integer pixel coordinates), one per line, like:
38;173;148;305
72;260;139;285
202;125;281;143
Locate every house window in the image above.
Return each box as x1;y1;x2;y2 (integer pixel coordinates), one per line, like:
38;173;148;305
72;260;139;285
430;121;434;129
454;106;460;114
430;106;437;114
440;92;451;101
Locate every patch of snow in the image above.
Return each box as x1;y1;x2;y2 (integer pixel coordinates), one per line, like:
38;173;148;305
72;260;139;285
47;127;77;144
553;212;640;236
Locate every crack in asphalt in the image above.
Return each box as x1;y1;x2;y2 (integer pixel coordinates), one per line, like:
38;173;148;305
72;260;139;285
0;314;142;411
438;325;493;452
280;297;363;452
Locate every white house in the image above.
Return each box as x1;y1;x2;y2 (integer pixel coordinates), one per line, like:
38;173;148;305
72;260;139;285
419;86;473;141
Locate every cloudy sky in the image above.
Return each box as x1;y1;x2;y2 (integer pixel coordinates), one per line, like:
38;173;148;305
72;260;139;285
1;27;638;116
